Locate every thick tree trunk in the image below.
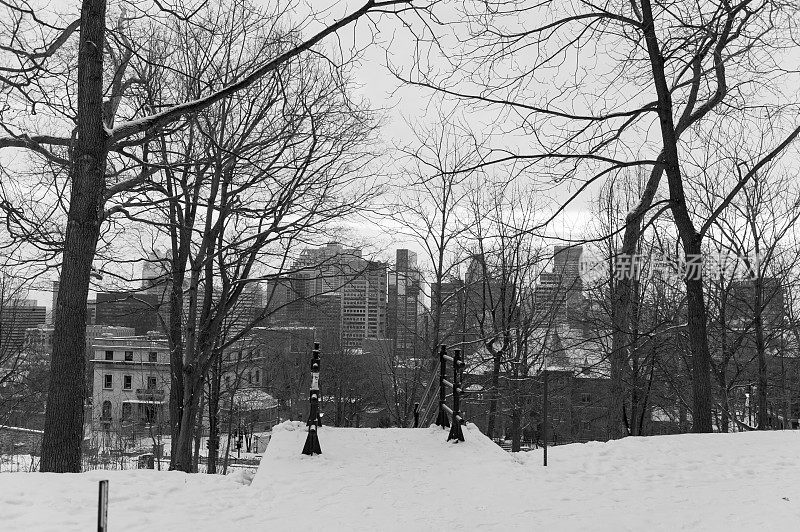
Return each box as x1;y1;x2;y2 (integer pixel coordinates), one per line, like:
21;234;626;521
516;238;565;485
640;0;713;432
40;0;108;473
684;269;714;432
173;374;203;472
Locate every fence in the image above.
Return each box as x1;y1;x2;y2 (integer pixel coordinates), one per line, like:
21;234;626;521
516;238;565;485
0;451;259;474
436;345;466;442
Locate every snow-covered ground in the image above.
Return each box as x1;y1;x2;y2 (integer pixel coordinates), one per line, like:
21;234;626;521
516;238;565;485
1;422;799;530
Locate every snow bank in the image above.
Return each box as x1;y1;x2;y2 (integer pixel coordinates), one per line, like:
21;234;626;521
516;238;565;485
0;469;264;531
252;423;800;530
1;426;799;530
251;421;511;530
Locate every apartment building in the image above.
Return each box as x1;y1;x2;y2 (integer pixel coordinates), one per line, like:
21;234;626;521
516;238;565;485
90;334;170;429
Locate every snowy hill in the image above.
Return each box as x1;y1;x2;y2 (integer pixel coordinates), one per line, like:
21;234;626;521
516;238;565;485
1;424;800;530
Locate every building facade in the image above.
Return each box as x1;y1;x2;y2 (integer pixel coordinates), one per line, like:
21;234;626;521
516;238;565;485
388;249;424;357
534;245;586;325
267;244;389;350
90;335;171;436
0;299;46;352
95;291;160;334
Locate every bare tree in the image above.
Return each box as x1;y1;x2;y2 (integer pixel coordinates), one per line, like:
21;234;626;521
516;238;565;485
123;4;385;471
699;148;800;430
0;0;416;471
400;0;800;433
384;117;479;423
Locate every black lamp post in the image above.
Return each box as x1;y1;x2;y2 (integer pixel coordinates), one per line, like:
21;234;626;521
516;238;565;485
302;343;322;455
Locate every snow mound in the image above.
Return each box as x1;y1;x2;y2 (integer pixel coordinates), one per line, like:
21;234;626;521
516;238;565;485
251;426;800;531
1;429;800;530
251;422;513;529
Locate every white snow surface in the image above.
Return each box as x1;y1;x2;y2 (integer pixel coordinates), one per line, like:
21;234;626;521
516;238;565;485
1;422;800;530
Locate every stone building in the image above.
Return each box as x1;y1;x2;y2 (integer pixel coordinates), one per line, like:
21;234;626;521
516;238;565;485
90;334;170;444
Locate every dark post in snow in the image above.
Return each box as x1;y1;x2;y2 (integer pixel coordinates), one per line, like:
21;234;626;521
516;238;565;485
543;368;549;467
97;479;108;532
413;402;420;428
447;349;465;442
302;342;322;455
435;344;450;428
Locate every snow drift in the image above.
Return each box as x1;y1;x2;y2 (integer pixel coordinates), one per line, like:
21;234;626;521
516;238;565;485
1;423;800;530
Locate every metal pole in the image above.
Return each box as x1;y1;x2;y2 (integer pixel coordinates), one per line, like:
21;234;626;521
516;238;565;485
543;368;548;467
97;480;108;532
302;342;322;455
435;345;450;428
447;349;465;442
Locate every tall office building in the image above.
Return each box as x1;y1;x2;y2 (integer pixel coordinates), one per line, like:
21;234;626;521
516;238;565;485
387;250;424;357
223;283;265;339
553;245;584;279
142;251;171;295
95;291;160;335
534;245;586;324
267;243;388;350
0;299;47;351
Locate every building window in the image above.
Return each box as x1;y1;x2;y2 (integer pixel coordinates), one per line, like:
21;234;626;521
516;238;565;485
255;369;260;384
248;371;252;384
122;403;132;420
148;352;158;363
580;393;591;405
124;351;134;362
581;420;591;431
101;400;112;420
147;376;157;390
123;375;132;390
105;350;114;361
104;374;113;389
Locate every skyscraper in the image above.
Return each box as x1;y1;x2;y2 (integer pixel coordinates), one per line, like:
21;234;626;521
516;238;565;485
224;283;265;339
268;243;388;350
0;299;47;351
387;249;424;357
95;292;160;335
535;245;586;324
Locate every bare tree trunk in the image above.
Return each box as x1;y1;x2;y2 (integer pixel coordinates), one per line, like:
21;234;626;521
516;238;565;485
40;0;108;472
207;357;222;474
222;390;235;475
192;385;206;472
167;270;186;461
753;276;768;429
510;357;521;452
640;0;713;432
173;375;203;471
684;272;714;432
718;372;730;433
485;352;502;439
608;168;663;439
